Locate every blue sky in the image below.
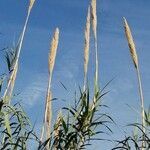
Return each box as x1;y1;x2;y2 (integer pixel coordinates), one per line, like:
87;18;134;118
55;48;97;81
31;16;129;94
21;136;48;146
0;0;150;149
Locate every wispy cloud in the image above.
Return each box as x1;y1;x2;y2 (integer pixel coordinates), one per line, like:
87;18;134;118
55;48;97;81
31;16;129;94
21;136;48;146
19;73;47;107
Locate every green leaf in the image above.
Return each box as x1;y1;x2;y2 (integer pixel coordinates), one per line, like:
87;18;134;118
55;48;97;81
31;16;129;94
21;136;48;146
5;52;11;72
4;112;12;142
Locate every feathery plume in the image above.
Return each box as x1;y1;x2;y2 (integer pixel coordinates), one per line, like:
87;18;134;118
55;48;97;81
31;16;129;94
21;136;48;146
91;0;99;92
49;28;59;75
28;0;35;13
40;28;60;144
54;111;61;139
53;111;62;149
54;111;61;137
91;0;97;40
123;17;138;68
84;6;91;90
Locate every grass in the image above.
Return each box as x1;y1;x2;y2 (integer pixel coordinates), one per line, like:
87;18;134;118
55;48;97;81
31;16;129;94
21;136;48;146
0;0;150;149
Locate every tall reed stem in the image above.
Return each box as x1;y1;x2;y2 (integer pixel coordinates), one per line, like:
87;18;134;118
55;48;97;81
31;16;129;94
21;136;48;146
40;28;59;148
91;0;99;94
3;1;34;101
136;67;146;149
95;38;98;92
123;17;146;149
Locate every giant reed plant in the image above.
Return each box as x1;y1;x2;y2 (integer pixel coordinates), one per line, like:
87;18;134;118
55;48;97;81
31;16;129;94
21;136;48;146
40;28;60;149
38;0;113;149
0;0;36;149
112;18;150;150
124;18;146;149
3;0;35;101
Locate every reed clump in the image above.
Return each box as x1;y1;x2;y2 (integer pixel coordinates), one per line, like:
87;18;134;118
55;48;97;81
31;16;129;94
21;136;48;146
1;0;149;149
